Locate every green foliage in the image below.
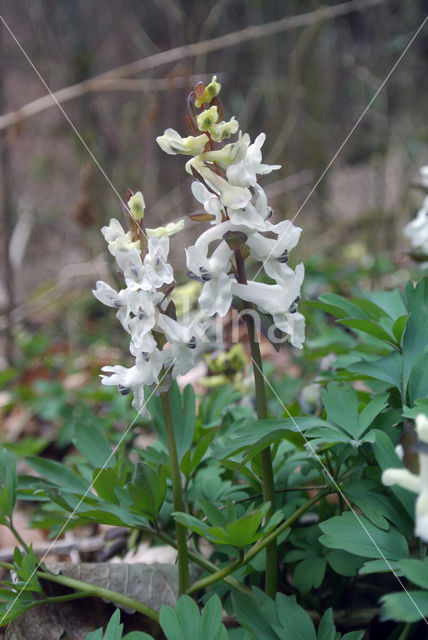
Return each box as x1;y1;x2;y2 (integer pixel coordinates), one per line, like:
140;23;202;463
85;609;153;639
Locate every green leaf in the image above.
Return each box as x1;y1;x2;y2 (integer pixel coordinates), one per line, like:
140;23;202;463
345;481;409;531
317;294;367;319
317;609;335;640
128;463;167;521
348;351;402;390
180;432;214;477
380;590;428;622
326;550;363;577
0;449;17;522
197;499;226;527
392;315;408;344
399;559;428;589
92;468;120;505
200;596;225;640
175;595;201;638
25;456;89;494
357;393;388;437
402;277;428;394
319;512;408;560
321;382;359;438
273;592;317;640
294;555;326;593
73;424;114;469
226;505;268;547
408;351;428;403
337;318;397;347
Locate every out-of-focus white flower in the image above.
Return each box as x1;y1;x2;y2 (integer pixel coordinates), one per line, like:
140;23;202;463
101;219;140;256
226;133;281;188
419;165;428;189
146;220;184;238
382;414;428;542
403;196;428;254
128;191;146;220
156;129;209;155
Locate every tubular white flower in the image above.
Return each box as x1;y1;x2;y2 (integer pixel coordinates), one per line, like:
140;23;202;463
231;263;304;316
157;314;209;376
198;166;251;210
156;128;209;155
186;239;234;317
115;247;145;291
101;219;140;256
142;236;174;289
227;184;272;232
191;182;224;224
382;414;428;542
226;133;281;188
272;310;305;350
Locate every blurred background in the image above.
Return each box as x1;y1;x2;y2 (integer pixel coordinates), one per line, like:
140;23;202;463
0;0;427;368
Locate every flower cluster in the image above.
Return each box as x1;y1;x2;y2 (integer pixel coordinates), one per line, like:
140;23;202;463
93;193;208;418
403;165;428;256
382;414;428;542
157;76;305;348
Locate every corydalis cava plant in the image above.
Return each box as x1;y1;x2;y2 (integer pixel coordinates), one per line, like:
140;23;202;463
157;75;305;349
93;192;207;418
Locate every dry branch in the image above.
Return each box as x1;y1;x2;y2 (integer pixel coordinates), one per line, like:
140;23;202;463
0;0;385;132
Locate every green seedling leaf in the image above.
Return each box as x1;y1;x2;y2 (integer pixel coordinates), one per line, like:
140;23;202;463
128;462;167;521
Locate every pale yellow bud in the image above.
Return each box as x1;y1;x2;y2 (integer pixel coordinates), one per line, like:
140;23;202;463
128;191;146;220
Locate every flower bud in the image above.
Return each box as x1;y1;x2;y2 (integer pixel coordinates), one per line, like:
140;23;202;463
128;191;145;220
196;106;219;132
194;75;221;108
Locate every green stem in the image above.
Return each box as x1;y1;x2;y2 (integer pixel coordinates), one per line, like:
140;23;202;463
234;248;277;598
186;550;244;596
247;316;277;597
7;518;30;553
182;489;329;595
161;390;189;595
397;623;413;640
0;560;159;622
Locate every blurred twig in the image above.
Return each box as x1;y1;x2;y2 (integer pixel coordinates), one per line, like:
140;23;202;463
0;0;386;132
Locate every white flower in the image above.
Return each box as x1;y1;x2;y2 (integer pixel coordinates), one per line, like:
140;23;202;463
227;184;272;232
198;166;251;210
157;314;209;376
156;128;209;156
124;289;157;336
101;218;140;256
186;233;234;317
382;414;428;542
191;182;224;224
146;220;185;238
231;263;304;316
245;219;302;280
403;196;428;254
92;281;130;330
115;248;145;291
143;236;174;289
271;310;305;349
419;165;428;189
198;134;248;169
226;133;280;188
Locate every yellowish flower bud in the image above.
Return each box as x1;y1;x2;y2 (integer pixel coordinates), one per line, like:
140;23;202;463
128;191;146;220
194;75;221;108
196;106;219;132
146;219;185;238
